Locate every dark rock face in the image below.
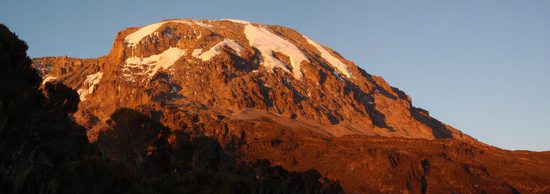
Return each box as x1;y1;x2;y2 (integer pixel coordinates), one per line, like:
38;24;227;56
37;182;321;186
29;19;550;193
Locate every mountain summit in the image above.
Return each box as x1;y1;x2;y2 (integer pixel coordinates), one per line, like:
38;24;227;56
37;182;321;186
32;19;550;193
34;18;471;141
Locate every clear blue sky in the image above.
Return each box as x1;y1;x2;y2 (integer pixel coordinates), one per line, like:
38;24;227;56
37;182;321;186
1;0;549;151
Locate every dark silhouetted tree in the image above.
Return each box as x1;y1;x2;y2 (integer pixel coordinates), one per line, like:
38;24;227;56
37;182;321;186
0;24;89;194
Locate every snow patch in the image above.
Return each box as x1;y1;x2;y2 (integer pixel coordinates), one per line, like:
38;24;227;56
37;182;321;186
41;76;57;85
192;49;203;58
124;47;186;79
189;20;213;28
222;19;250;24
125;19;212;47
196;31;202;39
192;39;243;61
77;72;103;101
304;36;351;78
125;22;166;47
244;24;309;79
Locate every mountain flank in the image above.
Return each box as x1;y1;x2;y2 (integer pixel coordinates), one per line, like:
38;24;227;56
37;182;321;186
20;19;550;193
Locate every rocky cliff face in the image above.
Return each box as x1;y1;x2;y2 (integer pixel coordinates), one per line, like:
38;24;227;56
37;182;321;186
33;18;472;142
32;19;550;193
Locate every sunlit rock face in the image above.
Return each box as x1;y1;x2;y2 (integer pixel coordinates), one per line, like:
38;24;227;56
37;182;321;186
32;19;550;193
34;18;469;141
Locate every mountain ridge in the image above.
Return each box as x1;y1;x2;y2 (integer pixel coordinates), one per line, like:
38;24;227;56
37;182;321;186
30;18;550;193
33;18;474;142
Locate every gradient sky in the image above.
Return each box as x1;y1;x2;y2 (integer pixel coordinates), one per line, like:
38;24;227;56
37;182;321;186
1;0;549;151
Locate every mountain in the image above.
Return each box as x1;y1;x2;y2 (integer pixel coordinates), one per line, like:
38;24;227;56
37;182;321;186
33;18;472;142
32;19;550;193
1;23;343;194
